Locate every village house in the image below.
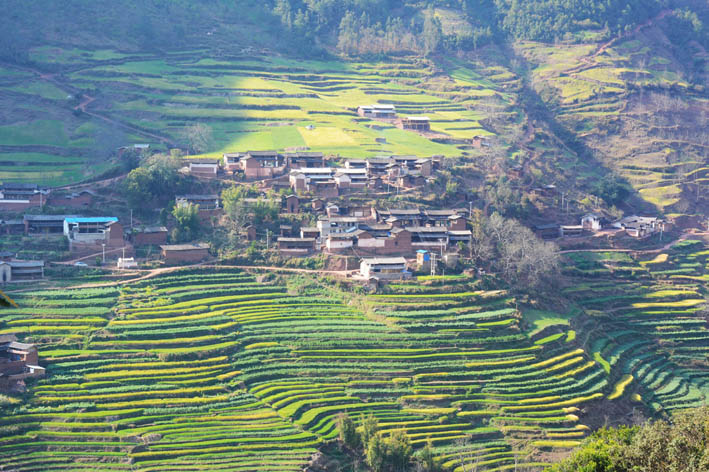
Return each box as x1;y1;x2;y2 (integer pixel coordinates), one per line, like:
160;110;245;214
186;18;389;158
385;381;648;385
0;334;45;391
0;183;50;212
581;213;603;232
223;152;245;173
130;226;168;246
176;194;221;218
359;257;410;280
365;157;391;176
357;104;396;119
161;243;210;264
188;160;219;178
278;237;317;256
241;151;286;179
63;217;124;249
391;156;434;177
283;194;299;213
300;227;319;239
286;151;325;169
356;227;413;255
612;216;665;238
471;136;490;148
399;116;431;132
336;168;368;188
290;168;335;192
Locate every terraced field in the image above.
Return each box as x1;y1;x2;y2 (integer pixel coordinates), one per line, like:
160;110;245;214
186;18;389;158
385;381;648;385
0;46;525;186
3;239;708;471
518;21;709;214
563;240;709;414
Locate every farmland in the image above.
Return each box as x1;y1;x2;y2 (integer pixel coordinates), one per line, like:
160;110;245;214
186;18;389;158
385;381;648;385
2;239;706;471
0;47;521;186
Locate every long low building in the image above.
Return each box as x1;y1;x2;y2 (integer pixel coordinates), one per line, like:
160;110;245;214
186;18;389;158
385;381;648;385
360;257;411;280
160;243;210;264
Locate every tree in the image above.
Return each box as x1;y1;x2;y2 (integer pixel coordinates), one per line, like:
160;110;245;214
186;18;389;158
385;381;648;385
182;123;214;154
359;413;380;448
122;153;187;211
171;203;200;243
547;406;709;472
337;413;361;451
422;8;442;55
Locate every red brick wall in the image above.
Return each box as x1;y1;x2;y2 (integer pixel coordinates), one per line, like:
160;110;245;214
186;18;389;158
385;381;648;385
163;249;209;264
134;231;168;246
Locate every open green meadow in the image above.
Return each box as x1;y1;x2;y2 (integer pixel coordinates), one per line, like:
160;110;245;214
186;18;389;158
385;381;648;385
3;241;706;470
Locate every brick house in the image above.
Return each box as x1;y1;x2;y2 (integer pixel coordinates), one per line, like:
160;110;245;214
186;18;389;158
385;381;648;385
399;116;430;131
0;183;49;212
277;237;317;256
242;151;286;179
161;243;210;264
0;335;45;391
284;195;299;213
131;226;168;246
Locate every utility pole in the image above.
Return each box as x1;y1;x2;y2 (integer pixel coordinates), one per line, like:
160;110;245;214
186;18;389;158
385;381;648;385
431;253;436;276
266;230;270;250
102;243;106;264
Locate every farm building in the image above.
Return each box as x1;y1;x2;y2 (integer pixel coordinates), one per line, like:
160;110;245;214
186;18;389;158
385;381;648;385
47;190;95;209
188;160;219;178
359;257;410;280
357;104;396;119
0;183;49;211
131;226;168;246
560;225;583;237
0;260;45;283
24;214;78;235
160;243;210;264
0;219;23;235
534;223;561;240
64;217;124;247
277;237;317;256
399;116;430;131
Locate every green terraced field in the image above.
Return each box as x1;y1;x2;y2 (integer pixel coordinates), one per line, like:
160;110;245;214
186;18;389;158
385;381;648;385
0;47;521;186
2;241;707;470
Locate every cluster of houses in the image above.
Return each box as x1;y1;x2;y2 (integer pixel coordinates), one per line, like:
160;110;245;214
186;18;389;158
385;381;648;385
182;150;441;194
278;206;472;257
356;104;431;132
0;182;95;212
534;213;667;240
0;334;44;392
